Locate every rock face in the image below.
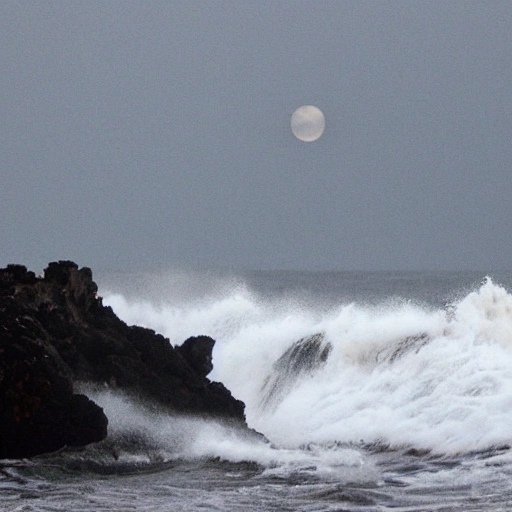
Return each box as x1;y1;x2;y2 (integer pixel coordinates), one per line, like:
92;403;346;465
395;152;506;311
175;335;215;378
0;264;108;458
0;261;246;459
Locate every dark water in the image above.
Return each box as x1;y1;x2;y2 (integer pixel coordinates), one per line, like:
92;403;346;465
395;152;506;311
3;270;512;511
3;447;512;511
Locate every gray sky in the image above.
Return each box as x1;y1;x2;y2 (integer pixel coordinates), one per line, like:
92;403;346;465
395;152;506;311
2;1;512;272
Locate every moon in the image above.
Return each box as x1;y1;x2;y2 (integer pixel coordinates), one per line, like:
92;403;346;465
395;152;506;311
291;105;325;142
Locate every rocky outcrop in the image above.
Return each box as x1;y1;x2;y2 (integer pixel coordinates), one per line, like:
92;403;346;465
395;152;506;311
0;266;108;459
175;335;215;378
0;261;246;459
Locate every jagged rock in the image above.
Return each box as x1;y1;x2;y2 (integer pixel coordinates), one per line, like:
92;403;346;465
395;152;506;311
176;335;215;378
0;274;108;458
0;261;247;459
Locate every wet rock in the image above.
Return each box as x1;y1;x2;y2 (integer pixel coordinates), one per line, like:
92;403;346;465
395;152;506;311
176;335;215;378
0;284;107;458
0;261;247;459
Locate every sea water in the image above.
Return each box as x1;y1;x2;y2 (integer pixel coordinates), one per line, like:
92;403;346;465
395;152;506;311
2;270;512;511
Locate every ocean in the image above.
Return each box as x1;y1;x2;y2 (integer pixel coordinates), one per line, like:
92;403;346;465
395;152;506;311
2;269;512;511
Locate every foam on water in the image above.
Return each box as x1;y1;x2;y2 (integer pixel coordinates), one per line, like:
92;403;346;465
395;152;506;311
81;387;371;482
100;275;512;461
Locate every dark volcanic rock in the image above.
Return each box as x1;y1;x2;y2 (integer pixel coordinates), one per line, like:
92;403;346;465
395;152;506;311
0;267;108;459
0;261;247;459
176;335;215;378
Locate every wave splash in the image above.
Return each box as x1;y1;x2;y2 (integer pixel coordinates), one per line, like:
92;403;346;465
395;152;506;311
99;276;512;464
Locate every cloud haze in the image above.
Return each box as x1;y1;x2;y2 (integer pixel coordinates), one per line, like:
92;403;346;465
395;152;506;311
2;1;512;271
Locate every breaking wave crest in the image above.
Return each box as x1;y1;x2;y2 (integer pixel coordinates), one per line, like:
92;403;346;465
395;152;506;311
97;275;512;466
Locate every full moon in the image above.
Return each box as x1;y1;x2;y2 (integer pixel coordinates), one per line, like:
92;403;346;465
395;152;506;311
291;105;325;142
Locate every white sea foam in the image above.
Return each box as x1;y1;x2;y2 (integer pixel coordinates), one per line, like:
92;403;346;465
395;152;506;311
84;388;371;481
100;276;512;457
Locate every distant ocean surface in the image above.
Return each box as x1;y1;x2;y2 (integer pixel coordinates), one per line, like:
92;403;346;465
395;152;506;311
3;269;512;511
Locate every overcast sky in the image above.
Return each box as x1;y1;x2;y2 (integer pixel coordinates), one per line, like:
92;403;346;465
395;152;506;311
2;1;512;272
